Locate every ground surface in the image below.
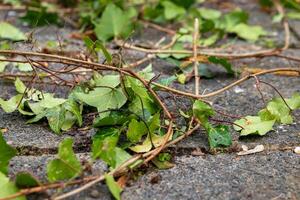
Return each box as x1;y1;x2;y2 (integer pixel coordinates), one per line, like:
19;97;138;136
0;1;300;200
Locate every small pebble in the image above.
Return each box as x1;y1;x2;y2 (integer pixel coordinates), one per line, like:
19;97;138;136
90;189;100;198
234;86;244;94
294;147;300;154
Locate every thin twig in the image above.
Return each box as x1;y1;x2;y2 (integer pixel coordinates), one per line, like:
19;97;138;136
193;18;200;95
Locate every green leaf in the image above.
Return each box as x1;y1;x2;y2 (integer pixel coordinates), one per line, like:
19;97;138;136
15;78;26;94
92;128;119;167
0;172;26;200
45;106;66;134
0;94;23;113
15;172;40;188
266;99;293;124
21;7;59;27
105;174;122;200
93;111;131;127
234;116;275;136
0;133;17;175
38;95;66;109
94;40;113;64
286;93;300;110
61;111;76;131
229;23;267;41
193;100;214;127
0;22;26;41
287;11;300;20
152;157;174;169
17;63;32;72
75;87;127;113
207;125;232;148
113;147;132;168
126;119;147;143
208;56;234;74
64;100;82;126
47;138;82;182
198;8;221;20
221;10;248;31
93;75;120;88
94;3;135;41
161;1;186;20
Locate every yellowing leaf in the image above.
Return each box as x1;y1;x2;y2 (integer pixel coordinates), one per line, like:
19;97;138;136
130;133;172;153
234;116;275;136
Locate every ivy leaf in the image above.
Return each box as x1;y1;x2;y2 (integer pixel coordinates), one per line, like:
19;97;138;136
15;172;41;188
94;3;135;41
0;132;17;175
92;128;119;167
198;8;221;20
47;138;82;182
83;37;112;63
15;78;26;94
193;100;214;127
64;100;82;126
286;93;300;110
266;98;293;124
38;95;66;109
0;22;26;41
229;23;266;41
161;1;185;20
93;75;120;88
234;116;275;136
61;111;77;131
105;174;122;200
0;172;26;200
75;87;127;114
207;125;232;148
0;94;23;113
220;10;248;31
208;56;234;75
93;111;131;127
45;106;66;134
130;133;171;153
126;119;147;143
17;63;32;72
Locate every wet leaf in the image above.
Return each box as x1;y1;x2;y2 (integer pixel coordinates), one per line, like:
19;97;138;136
0;172;26;200
47;138;82;182
0;132;17;175
234;116;275;136
105;174;122;200
93;111;131;127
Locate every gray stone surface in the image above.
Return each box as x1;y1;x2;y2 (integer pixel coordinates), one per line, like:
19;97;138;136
122;152;300;200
